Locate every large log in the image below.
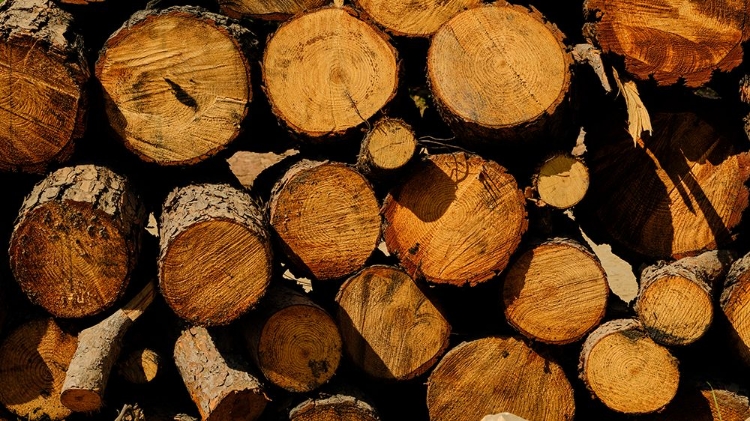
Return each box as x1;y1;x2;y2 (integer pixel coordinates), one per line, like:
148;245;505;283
9;165;146;318
0;0;89;172
96;6;254;165
353;0;481;37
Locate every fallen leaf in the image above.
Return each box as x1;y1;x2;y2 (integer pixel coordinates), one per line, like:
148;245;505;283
227;149;298;189
613;68;652;147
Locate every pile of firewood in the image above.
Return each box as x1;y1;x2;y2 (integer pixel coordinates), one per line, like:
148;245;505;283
2;0;750;420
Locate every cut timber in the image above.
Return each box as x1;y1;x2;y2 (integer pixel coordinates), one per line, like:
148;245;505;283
0;0;89;172
174;326;267;421
118;348;161;384
217;0;328;20
0;318;78;421
720;251;750;364
649;384;750;421
61;282;155;412
263;7;398;138
96;6;253;165
427;337;575;421
582;112;750;259
269;161;380;280
635;250;734;346
579;319;680;414
583;0;750;87
9;165;145;318
353;0;481;37
534;154;589;209
503;238;609;345
427;3;571;140
336;265;451;380
357;118;417;177
159;184;272;326
382;152;527;286
245;286;341;392
290;395;380;421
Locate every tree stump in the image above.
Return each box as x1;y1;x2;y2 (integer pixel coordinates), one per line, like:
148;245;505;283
159;184;272;326
0;0;89;172
356;117;417;178
9;165;145;318
96;6;254;165
290;395;380;421
353;0;481;37
336;265;451;380
534;154;589;209
217;0;328;20
427;336;575;421
382;152;527;286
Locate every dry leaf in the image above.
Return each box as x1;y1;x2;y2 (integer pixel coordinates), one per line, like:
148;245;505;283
227;149;299;189
613;68;652;146
481;413;528;421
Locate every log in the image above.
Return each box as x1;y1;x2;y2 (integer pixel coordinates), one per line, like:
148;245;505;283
583;0;750;87
159;184;272;326
635;250;734;346
336;265;451;380
0;318;78;421
61;282;155;412
174;326;267;421
263;6;398;139
356;117;417;178
427;3;571;140
353;0;481;37
117;348;161;385
427;336;575;421
96;6;254;165
0;0;89;172
382;152;527;286
9;165;146;318
582;112;750;259
290;394;380;421
648;384;750;421
533;154;589;209
579;319;680;414
269;160;380;280
217;0;327;20
503;238;608;345
720;251;750;364
245;286;341;392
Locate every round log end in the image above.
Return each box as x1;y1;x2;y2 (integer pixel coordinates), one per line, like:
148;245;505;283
218;0;328;20
359;118;417;173
118;348;161;384
60;389;102;413
290;395;380;421
207;390;267;421
355;0;482;37
535;155;589;209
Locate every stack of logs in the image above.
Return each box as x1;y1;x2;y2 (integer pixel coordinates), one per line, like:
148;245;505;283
2;0;750;420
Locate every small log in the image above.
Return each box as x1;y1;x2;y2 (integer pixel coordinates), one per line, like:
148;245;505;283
635;250;734;346
159;184;272;326
263;6;398;139
118;348;161;385
0;0;89;172
427;3;571;140
356;117;417;178
353;0;481;37
0;318;78;421
579;319;680;414
427;336;575;421
336;265;451;380
290;394;380;421
648;383;750;421
245;286;342;392
503;238;609;345
174;326;267;421
61;282;155;412
217;0;327;20
720;251;750;364
269;160;380;280
533;154;590;209
96;6;254;165
382;152;528;286
9;165;146;318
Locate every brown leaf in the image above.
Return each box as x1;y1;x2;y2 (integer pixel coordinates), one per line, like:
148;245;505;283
227;149;299;189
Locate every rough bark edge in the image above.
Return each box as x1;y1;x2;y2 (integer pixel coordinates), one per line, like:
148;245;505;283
504;238;608;345
335;264;452;380
352;0;483;38
95;6;256;166
218;0;330;21
261;5;400;140
427;2;573;141
381;152;529;286
531;153;590;209
356;117;417;178
721;251;750;310
290;394;380;420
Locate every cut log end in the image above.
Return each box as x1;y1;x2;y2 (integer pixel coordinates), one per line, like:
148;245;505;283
59;389;101;413
118;348;161;384
218;0;328;20
290;395;380;421
535;154;589;209
357;118;417;175
721;252;750;364
648;384;750;421
354;0;482;37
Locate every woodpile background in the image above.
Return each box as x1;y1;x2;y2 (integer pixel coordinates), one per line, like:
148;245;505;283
2;0;750;420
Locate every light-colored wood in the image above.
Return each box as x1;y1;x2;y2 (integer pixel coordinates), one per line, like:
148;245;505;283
534;154;589;209
382;152;527;286
336;265;451;380
579;319;680;414
354;0;481;37
290;395;380;421
118;348;160;384
96;6;253;165
427;3;571;139
584;0;750;87
159;184;272;326
269;160;380;280
0;0;88;172
357;118;417;176
0;319;78;421
427;336;575;421
9;165;145;318
503;238;608;345
648;385;750;421
721;251;750;364
218;0;328;20
263;7;398;138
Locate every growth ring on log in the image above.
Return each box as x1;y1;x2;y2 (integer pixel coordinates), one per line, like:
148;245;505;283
354;0;481;37
382;153;527;286
428;3;570;138
96;7;253;165
357;117;417;175
535;154;589;209
427;337;575;421
263;7;398;138
218;0;328;20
